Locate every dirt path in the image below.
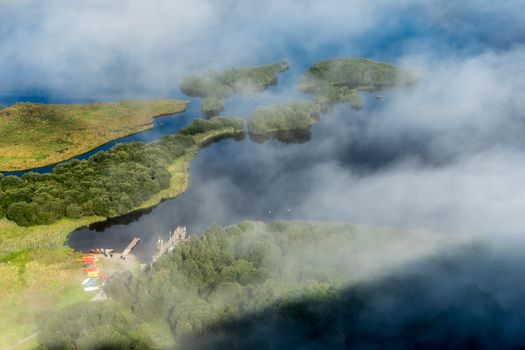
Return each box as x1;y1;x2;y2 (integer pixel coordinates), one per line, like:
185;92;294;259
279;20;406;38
5;332;37;350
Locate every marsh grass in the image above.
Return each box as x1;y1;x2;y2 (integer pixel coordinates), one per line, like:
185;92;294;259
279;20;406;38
0;99;188;171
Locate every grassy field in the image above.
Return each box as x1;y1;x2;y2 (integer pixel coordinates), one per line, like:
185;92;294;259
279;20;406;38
0;126;241;349
0;99;188;171
0;216;103;348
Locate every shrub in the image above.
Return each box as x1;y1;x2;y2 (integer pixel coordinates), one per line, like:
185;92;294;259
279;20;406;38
7;201;37;226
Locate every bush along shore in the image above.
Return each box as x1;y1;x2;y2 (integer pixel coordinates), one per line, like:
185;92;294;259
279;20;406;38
200;97;225;118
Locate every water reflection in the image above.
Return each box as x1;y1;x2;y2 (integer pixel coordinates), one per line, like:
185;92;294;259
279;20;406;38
249;129;312;144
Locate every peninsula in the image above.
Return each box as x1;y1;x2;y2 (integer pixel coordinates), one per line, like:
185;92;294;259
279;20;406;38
0;99;188;171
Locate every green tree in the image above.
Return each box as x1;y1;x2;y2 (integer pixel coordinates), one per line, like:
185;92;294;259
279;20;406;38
6;201;37;226
36;301;152;350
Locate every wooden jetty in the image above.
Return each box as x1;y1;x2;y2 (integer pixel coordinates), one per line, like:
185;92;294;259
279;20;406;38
121;238;140;259
151;226;188;263
90;248;114;256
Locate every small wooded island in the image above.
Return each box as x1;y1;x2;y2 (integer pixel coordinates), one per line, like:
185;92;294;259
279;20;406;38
180;60;289;117
0;99;188;171
299;57;418;111
247;100;318;135
243;57;418;137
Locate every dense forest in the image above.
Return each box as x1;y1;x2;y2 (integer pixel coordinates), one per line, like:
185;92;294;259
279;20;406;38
247;100;318;134
0;117;244;227
180;61;289;99
185;243;522;350
36;220;452;349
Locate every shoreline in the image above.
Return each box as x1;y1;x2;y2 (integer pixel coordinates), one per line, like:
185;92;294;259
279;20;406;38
0;126;243;259
248;117;317;136
0;100;190;173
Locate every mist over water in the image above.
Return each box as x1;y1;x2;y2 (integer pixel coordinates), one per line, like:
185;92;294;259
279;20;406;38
67;95;406;258
3;1;525;346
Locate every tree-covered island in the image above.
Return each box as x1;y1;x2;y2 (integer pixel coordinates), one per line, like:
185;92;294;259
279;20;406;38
180;61;289;118
299;57;418;110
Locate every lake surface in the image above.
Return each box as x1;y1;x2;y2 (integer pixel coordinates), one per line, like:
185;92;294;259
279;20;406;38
1;49;440;262
1;63;436;262
67;91;422;261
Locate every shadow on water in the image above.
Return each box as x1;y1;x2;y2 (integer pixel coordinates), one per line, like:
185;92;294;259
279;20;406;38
249;129;312;145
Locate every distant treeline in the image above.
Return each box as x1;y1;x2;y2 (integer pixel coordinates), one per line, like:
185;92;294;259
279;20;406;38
180;60;289;99
0;117;244;227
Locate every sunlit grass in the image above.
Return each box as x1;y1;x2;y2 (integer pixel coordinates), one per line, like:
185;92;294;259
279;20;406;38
0;248;90;349
0;99;188;171
0;216;104;258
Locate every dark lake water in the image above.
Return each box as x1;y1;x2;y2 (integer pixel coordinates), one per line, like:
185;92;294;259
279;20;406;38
66;91;420;261
2;74;425;262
